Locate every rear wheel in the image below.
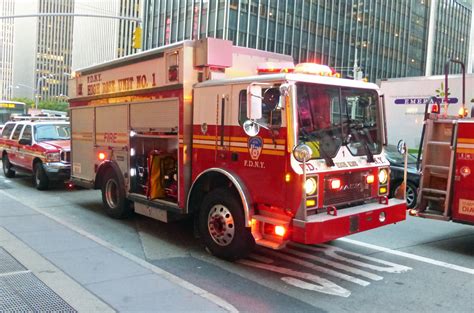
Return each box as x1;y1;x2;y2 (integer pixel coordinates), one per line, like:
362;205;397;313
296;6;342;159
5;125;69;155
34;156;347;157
2;154;15;178
33;162;49;190
198;188;254;261
101;169;132;218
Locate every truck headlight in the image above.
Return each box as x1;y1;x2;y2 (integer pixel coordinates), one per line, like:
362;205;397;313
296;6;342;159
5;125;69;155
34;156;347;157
305;177;318;196
378;168;389;185
46;152;60;162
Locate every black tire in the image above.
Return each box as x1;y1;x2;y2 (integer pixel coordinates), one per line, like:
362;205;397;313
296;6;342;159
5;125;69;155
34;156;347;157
198;188;255;261
394;181;418;209
33;162;49;190
101;169;132;219
2;154;15;178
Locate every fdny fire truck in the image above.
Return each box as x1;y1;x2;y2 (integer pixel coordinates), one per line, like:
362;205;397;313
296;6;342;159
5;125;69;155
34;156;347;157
68;38;406;260
411;59;474;226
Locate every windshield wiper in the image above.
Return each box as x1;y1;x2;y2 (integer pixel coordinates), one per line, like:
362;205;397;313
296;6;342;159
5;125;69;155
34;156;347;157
300;129;335;167
345;130;375;163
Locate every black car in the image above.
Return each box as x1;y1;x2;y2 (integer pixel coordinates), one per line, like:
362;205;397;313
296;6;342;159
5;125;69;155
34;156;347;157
384;145;421;209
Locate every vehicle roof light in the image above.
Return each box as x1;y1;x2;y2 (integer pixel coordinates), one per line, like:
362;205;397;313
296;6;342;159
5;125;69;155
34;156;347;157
257;62;295;74
431;103;440;114
294;62;340;77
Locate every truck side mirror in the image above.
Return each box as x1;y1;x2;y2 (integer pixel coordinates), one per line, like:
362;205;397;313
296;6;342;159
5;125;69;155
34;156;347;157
247;85;262;120
278;84;290;110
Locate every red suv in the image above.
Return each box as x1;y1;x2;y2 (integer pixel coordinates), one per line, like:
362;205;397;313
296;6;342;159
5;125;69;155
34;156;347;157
0;118;71;190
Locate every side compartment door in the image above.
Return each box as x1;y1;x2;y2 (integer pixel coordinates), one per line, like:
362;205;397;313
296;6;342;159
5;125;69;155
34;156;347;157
452;121;474;224
71;107;95;182
95;105;129;186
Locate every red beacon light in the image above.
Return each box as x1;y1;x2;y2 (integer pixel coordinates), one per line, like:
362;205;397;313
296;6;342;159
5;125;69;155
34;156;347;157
431;102;440;114
294;63;340;77
257;62;295;74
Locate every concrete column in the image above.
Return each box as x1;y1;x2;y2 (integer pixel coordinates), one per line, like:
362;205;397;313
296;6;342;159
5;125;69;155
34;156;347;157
425;0;437;76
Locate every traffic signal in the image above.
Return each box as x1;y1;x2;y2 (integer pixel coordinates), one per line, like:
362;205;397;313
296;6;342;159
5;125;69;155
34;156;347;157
133;26;142;49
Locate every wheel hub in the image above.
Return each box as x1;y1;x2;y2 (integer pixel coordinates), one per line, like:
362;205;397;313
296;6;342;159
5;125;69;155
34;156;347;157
208;205;235;246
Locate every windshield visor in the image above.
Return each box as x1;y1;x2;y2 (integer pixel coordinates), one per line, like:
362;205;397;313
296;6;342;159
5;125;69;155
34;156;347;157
35;124;70;142
296;83;382;160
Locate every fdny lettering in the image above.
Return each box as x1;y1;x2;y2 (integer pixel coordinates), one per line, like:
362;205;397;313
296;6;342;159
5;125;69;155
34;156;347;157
244;160;265;169
299;163;316;171
102;80;116;93
118;77;134;91
104;132;117;143
87;83;101;96
87;74;102;83
136;75;148;88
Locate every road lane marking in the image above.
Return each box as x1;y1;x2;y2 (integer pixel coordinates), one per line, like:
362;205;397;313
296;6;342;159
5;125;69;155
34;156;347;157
285;246;384;281
239;259;351;297
263;250;370;286
290;243;412;274
338;238;474;275
248;253;274;264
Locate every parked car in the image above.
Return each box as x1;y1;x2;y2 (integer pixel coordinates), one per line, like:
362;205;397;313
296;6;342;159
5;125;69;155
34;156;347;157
384;145;421;209
0;118;70;190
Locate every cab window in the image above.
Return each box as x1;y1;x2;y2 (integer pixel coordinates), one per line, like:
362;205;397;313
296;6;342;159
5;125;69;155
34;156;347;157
238;89;281;126
11;124;24;140
21;125;32;141
1;123;15;139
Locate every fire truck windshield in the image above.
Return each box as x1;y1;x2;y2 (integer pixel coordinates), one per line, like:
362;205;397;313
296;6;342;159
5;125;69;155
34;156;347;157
34;124;70;142
296;83;382;161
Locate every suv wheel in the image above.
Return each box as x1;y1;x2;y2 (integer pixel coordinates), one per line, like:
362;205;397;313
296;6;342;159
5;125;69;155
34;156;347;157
33;162;49;190
2;154;15;178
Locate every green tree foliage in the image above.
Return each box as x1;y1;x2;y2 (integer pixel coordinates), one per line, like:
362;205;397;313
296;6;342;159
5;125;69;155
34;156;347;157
11;97;68;112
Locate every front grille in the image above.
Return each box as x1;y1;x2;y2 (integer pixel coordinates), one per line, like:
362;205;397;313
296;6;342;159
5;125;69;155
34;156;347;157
60;150;70;163
323;171;372;206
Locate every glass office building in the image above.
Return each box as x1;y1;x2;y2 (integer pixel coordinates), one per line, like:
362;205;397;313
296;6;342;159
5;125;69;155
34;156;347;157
143;0;472;81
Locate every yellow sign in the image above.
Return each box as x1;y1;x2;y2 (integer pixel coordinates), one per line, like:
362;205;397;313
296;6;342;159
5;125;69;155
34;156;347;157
459;199;474;216
0;103;15;108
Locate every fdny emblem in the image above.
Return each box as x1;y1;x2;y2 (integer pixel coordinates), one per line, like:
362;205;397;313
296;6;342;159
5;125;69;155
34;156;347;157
248;136;263;160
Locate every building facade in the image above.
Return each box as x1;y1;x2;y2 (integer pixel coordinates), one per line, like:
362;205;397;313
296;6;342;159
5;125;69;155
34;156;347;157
142;0;472;81
72;0;141;70
0;0;15;100
12;0;74;102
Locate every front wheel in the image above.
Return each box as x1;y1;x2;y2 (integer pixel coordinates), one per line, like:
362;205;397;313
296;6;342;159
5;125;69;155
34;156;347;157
198;188;255;261
2;154;15;178
101;170;132;219
33;162;49;190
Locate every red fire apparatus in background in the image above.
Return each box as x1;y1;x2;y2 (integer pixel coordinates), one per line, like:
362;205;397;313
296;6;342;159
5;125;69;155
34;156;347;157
68;38;406;260
412;59;474;225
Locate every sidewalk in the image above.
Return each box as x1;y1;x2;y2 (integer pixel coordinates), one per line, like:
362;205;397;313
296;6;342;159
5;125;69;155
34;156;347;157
0;191;232;312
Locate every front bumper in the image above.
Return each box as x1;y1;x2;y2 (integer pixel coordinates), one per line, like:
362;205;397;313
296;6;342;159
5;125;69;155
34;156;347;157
43;162;71;181
291;198;407;244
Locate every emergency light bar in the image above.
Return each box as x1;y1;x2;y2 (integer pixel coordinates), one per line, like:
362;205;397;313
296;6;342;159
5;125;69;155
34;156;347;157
294;63;341;78
257;62;295;74
10;115;69;121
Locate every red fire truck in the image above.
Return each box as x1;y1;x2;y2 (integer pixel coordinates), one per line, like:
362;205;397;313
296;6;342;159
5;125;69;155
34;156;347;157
68;38;406;260
412;59;474;225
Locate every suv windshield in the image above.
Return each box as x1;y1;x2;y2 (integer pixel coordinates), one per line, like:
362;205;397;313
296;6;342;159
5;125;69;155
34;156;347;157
34;124;70;142
296;83;381;160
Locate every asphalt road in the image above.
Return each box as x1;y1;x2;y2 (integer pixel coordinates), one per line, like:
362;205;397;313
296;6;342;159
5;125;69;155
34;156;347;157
1;171;473;313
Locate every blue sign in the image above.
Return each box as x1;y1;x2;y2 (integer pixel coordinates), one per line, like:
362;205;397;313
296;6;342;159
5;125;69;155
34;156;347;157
394;97;458;105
